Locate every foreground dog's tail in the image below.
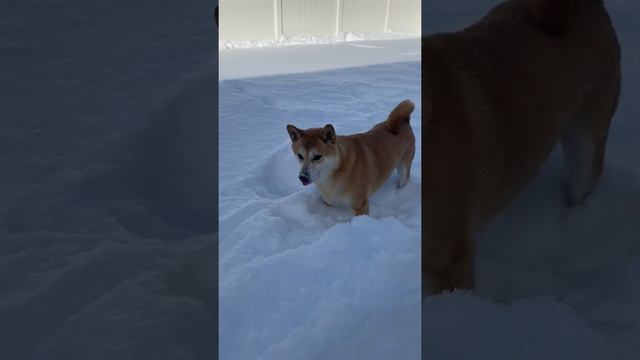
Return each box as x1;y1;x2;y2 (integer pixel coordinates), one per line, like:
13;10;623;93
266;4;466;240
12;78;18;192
386;99;415;134
527;0;599;36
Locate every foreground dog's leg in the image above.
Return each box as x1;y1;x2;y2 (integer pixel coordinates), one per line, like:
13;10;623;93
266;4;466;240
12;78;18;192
423;201;474;296
562;128;601;206
396;144;415;188
352;197;369;216
562;76;620;206
396;164;410;189
423;230;474;297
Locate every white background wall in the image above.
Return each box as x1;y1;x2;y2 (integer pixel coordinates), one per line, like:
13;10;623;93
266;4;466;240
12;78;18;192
220;0;420;43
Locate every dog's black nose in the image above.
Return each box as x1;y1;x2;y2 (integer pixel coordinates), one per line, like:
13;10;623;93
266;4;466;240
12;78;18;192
299;173;310;186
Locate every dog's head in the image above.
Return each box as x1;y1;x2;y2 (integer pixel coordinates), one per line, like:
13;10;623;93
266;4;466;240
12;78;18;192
286;124;339;186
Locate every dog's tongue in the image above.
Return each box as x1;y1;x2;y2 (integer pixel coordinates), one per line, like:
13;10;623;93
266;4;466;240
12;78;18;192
301;179;310;186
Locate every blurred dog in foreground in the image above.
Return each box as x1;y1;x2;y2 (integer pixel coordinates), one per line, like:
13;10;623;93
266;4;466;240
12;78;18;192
423;0;621;296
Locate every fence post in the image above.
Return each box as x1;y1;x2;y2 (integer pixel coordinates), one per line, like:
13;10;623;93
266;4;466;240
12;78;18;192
274;0;283;40
384;0;391;33
335;0;343;36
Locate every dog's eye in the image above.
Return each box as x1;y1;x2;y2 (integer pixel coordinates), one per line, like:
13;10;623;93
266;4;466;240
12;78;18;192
313;155;322;161
297;154;304;160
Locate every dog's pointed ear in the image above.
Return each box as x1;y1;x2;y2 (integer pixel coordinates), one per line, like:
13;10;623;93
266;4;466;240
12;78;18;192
322;124;336;144
287;124;303;142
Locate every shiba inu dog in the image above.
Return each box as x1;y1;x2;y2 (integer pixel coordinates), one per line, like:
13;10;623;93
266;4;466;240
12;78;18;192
287;100;416;216
423;0;621;295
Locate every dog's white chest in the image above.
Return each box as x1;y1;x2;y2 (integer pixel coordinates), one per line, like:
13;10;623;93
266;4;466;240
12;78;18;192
315;182;350;208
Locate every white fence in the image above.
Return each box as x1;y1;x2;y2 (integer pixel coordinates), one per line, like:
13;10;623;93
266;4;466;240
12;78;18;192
219;0;420;44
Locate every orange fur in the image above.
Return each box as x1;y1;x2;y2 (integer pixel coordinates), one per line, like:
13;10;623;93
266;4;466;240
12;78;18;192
287;100;416;215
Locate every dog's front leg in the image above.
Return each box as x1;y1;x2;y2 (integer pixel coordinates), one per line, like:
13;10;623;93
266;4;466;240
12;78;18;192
322;198;335;207
423;199;475;296
352;197;369;216
423;230;474;297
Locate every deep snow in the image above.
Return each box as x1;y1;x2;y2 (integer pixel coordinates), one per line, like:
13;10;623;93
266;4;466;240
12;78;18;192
423;1;640;359
219;33;421;360
219;55;422;358
1;1;218;359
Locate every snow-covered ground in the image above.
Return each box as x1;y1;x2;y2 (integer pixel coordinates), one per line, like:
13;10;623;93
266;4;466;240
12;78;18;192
1;1;218;359
423;1;640;359
220;38;420;80
219;41;421;359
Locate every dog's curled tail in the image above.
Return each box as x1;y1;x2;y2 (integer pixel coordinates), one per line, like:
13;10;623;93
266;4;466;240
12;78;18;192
386;99;415;134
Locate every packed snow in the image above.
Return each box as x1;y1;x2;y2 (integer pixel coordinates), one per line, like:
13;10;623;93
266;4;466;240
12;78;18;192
219;44;422;358
219;38;420;80
1;1;217;359
423;0;640;359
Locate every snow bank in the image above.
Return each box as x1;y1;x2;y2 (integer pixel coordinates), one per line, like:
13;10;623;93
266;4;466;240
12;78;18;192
222;216;419;360
220;32;419;50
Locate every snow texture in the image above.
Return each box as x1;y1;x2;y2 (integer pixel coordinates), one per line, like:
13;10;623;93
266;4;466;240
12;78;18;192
219;38;421;81
219;54;422;359
1;1;217;359
423;1;640;359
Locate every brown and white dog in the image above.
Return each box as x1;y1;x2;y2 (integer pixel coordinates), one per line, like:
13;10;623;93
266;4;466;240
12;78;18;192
287;100;416;216
423;0;621;296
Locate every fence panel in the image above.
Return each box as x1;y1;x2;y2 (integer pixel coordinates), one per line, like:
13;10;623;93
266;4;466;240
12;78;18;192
341;0;388;34
387;0;421;33
219;0;277;42
281;0;338;37
219;0;419;44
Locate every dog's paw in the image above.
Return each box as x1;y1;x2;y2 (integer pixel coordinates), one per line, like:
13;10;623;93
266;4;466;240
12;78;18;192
565;190;591;208
322;199;335;207
397;179;408;189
